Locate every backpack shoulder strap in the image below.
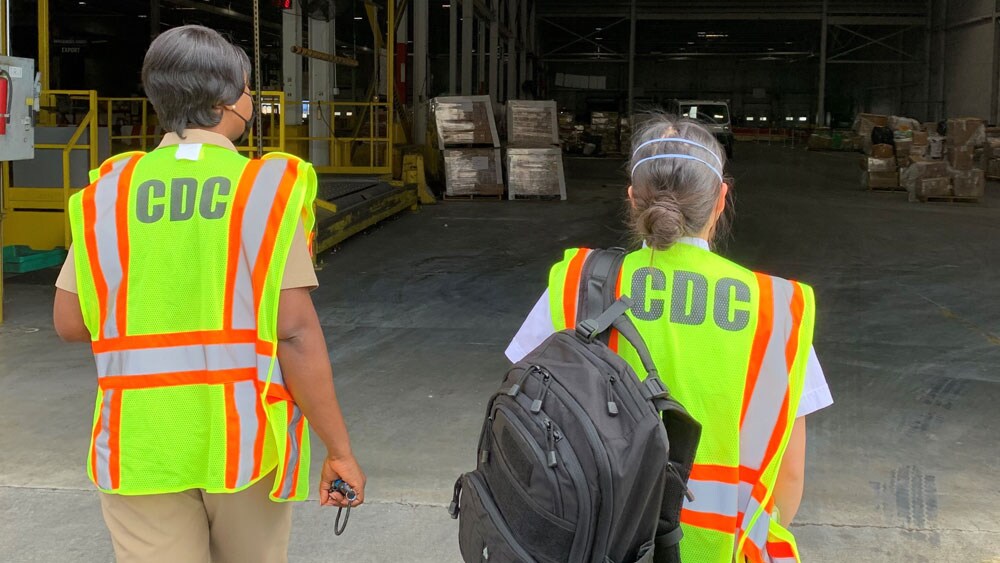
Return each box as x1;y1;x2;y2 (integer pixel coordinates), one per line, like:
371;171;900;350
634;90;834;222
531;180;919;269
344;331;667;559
575;247;626;340
575;248;662;383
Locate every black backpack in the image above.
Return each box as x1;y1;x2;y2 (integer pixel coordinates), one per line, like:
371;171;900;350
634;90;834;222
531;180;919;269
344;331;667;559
450;249;702;563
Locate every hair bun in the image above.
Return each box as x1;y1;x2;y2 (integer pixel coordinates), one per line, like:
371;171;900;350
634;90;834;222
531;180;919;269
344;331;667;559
638;196;686;249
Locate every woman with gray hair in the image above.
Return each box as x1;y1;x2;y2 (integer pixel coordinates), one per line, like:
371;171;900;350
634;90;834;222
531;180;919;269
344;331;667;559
505;115;831;562
53;25;365;563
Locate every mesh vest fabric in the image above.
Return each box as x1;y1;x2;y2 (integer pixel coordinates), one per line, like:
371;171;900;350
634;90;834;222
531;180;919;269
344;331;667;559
548;244;815;563
68;146;318;502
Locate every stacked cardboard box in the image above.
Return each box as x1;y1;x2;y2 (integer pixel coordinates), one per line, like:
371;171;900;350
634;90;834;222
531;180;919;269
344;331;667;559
860;156;899;189
431;96;505;197
506;100;560;147
984;129;1000;179
902;160;951;201
951;169;985;198
945;117;985;171
506;148;567;200
431;96;501;149
590;111;621;154
442;148;504;197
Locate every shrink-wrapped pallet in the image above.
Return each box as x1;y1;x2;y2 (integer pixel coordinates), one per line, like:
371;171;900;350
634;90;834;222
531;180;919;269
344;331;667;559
506;148;567;200
443;148;504;197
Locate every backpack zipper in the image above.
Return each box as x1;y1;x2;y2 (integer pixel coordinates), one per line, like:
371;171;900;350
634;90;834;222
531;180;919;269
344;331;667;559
531;371;553;414
544;418;558;468
507;366;537;397
606;376;619;416
668;461;696;502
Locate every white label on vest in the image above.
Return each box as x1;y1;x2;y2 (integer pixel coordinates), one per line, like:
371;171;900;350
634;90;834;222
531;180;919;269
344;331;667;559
175;143;203;161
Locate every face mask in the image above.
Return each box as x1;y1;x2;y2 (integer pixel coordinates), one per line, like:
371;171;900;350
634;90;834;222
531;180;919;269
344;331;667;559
227;91;254;145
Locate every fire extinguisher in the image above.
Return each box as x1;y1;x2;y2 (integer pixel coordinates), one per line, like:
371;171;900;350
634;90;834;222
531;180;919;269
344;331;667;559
0;69;10;135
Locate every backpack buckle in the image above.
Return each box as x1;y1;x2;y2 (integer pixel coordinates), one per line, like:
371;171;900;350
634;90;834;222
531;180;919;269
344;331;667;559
575;319;600;342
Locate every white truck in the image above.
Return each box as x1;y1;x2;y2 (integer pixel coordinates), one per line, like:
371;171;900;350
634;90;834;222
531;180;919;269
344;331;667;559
665;99;734;159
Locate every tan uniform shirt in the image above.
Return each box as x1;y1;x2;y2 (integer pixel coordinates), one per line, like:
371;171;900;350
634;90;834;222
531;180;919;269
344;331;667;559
55;129;318;293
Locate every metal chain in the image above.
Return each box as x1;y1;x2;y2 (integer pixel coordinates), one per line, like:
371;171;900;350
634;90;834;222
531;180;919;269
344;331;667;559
252;0;264;157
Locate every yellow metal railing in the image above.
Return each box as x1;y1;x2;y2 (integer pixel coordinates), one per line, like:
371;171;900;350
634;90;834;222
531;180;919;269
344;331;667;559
237;90;286;155
283;99;393;175
100;97;156;152
2;90;99;250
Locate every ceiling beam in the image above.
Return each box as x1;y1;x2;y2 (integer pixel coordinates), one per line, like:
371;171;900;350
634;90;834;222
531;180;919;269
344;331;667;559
161;0;281;31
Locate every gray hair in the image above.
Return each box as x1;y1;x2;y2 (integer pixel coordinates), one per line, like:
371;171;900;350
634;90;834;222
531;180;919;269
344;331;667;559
141;25;251;136
627;113;730;250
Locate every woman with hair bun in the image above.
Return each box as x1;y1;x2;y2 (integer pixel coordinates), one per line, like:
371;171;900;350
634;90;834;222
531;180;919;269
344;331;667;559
506;114;832;562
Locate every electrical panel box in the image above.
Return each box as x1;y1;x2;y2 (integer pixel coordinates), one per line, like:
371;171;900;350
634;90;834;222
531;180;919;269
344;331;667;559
0;56;35;162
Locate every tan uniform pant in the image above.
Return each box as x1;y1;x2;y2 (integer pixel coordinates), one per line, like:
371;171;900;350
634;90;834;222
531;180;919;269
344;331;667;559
99;473;292;563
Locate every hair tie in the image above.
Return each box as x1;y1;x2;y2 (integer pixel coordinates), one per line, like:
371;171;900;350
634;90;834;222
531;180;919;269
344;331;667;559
631;137;723;167
630;154;724;182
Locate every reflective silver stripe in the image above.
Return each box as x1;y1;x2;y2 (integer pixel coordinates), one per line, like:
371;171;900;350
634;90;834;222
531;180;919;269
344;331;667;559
279;405;304;498
233;380;260;487
95;343;256;377
94;390;115;489
740;497;771;549
93;159;132;339
684;479;739;517
740;277;796;475
231;159;289;329
257;353;284;387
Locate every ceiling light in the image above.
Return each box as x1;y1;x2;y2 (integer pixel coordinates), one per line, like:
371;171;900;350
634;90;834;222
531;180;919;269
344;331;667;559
354;16;363;20
760;117;768;122
687;41;695;45
442;3;450;7
78;1;86;4
747;117;755;121
595;37;603;40
596;27;602;31
798;116;808;122
138;14;148;18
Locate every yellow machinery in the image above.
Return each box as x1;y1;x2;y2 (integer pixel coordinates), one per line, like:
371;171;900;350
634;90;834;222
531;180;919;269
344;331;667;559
0;0;434;321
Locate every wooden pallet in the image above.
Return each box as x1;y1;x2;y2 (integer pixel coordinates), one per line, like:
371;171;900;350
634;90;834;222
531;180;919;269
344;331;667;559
443;189;505;201
509;193;564;201
919;194;981;204
868;185;906;193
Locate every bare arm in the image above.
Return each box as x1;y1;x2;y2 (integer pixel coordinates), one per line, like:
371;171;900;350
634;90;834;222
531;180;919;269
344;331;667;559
53;289;90;342
277;287;365;507
773;416;806;526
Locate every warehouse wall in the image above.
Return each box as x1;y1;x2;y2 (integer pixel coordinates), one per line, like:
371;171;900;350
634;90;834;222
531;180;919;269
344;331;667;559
546;56;930;126
942;0;996;120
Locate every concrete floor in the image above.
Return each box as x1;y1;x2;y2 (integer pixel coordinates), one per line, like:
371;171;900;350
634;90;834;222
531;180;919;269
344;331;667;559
2;143;999;562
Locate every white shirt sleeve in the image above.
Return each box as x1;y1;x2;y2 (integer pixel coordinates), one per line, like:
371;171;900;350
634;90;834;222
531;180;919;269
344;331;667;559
505;289;834;417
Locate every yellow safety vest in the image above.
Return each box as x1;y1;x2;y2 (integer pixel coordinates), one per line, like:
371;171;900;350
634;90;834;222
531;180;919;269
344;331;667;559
548;243;815;563
67;144;317;501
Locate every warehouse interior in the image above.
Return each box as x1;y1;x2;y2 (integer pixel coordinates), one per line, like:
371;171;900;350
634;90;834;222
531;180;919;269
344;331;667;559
1;1;1000;562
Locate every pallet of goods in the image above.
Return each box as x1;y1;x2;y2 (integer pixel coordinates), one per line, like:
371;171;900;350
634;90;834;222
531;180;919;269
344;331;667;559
442;148;504;199
506;148;567;200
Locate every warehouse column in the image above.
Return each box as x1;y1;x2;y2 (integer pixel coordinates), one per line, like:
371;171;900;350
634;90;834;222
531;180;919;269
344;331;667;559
478;18;486;93
992;1;1000;124
627;0;637;118
150;0;160;40
488;1;499;101
449;1;458;94
816;0;828;126
506;0;517;100
282;8;303;126
462;0;474;94
309;18;333;165
414;0;429;144
397;4;409;105
528;2;536;83
518;0;527;94
924;0;932;121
